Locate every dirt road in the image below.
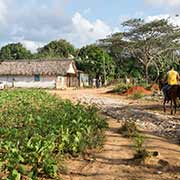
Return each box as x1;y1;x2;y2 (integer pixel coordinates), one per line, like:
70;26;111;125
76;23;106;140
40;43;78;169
51;88;180;140
50;88;180;180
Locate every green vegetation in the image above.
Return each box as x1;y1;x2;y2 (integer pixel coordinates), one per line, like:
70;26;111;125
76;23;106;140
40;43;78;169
133;133;158;162
77;44;115;84
0;89;108;179
133;133;148;161
118;120;139;138
99;18;180;82
1;17;180;83
111;83;132;94
129;92;144;100
37;39;76;58
0;43;32;60
119;120;158;163
118;120;148;161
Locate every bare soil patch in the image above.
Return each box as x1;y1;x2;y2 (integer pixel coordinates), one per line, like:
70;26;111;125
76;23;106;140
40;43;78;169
50;88;180;180
125;86;152;96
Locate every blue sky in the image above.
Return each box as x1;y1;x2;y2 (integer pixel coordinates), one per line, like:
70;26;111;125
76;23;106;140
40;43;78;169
0;0;180;52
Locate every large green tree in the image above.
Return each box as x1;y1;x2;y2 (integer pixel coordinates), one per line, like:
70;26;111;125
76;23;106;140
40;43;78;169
99;33;143;79
99;18;180;81
37;39;76;58
0;43;32;60
122;18;180;81
77;45;115;84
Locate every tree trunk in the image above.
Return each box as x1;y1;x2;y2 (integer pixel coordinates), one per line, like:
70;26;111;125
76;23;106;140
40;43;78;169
144;64;149;83
145;60;160;83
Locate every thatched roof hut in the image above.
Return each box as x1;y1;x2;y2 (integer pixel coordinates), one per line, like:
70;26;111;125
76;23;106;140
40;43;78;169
0;59;77;76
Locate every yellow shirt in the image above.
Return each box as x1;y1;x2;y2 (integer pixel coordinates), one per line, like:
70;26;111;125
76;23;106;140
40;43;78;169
167;69;178;85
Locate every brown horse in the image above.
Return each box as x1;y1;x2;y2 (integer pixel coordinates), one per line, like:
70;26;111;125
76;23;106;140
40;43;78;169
163;85;180;115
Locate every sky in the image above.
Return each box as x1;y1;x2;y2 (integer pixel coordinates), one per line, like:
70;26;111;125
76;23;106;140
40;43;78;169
0;0;180;52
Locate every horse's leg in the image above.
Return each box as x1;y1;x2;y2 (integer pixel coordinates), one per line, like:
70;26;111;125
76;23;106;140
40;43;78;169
171;100;173;115
174;99;177;114
164;98;166;113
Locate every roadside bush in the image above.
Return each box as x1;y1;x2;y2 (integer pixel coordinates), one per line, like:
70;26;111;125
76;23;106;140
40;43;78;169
118;120;139;138
133;133;159;163
119;121;158;163
136;81;150;89
129;91;144;100
0;89;108;179
133;133;148;161
110;83;132;94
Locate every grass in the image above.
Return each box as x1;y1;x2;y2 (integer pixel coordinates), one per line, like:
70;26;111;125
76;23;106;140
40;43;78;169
0;89;108;179
118;120;139;138
129;91;144;100
110;83;132;94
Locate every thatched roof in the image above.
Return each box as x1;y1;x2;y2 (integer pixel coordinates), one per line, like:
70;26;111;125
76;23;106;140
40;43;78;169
0;59;77;76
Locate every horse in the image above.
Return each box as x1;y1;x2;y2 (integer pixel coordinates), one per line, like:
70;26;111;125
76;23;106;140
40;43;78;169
158;79;180;115
164;85;180;114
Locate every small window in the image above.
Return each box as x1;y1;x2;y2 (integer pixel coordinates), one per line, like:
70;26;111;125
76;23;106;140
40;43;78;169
34;75;40;82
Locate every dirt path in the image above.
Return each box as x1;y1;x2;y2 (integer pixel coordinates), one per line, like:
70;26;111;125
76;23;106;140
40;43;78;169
61;118;180;180
50;88;180;180
51;88;180;140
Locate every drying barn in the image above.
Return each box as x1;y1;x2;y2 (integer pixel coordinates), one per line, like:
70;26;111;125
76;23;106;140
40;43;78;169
0;59;87;89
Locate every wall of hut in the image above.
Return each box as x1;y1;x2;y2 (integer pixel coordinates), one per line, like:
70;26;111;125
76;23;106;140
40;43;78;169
0;75;56;89
0;75;80;89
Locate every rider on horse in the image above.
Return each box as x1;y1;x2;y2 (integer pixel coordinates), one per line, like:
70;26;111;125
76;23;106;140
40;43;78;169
162;66;180;102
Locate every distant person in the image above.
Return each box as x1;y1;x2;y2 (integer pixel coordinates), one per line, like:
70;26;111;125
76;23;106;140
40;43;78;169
125;75;131;84
96;78;100;88
162;66;180;101
92;78;96;87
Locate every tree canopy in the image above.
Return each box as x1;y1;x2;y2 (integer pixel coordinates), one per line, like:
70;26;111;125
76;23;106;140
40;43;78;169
77;45;115;84
0;43;32;60
99;18;180;81
37;39;76;58
1;18;180;83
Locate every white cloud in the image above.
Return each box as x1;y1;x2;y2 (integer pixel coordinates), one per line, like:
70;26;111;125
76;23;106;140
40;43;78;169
0;1;119;52
22;40;45;53
146;14;180;26
146;14;169;21
71;12;119;46
0;0;8;24
145;0;180;7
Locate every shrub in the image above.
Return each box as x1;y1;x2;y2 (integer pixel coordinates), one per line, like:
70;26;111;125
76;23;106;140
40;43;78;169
129;91;144;100
136;81;150;89
133;133;158;163
118;120;139;138
133;133;147;160
110;83;132;94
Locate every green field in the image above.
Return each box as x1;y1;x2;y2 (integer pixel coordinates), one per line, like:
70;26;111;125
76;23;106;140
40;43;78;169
0;89;108;179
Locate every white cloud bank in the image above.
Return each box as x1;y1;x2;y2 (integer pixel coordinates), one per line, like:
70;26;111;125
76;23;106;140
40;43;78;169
71;12;118;46
146;14;180;26
0;1;118;52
